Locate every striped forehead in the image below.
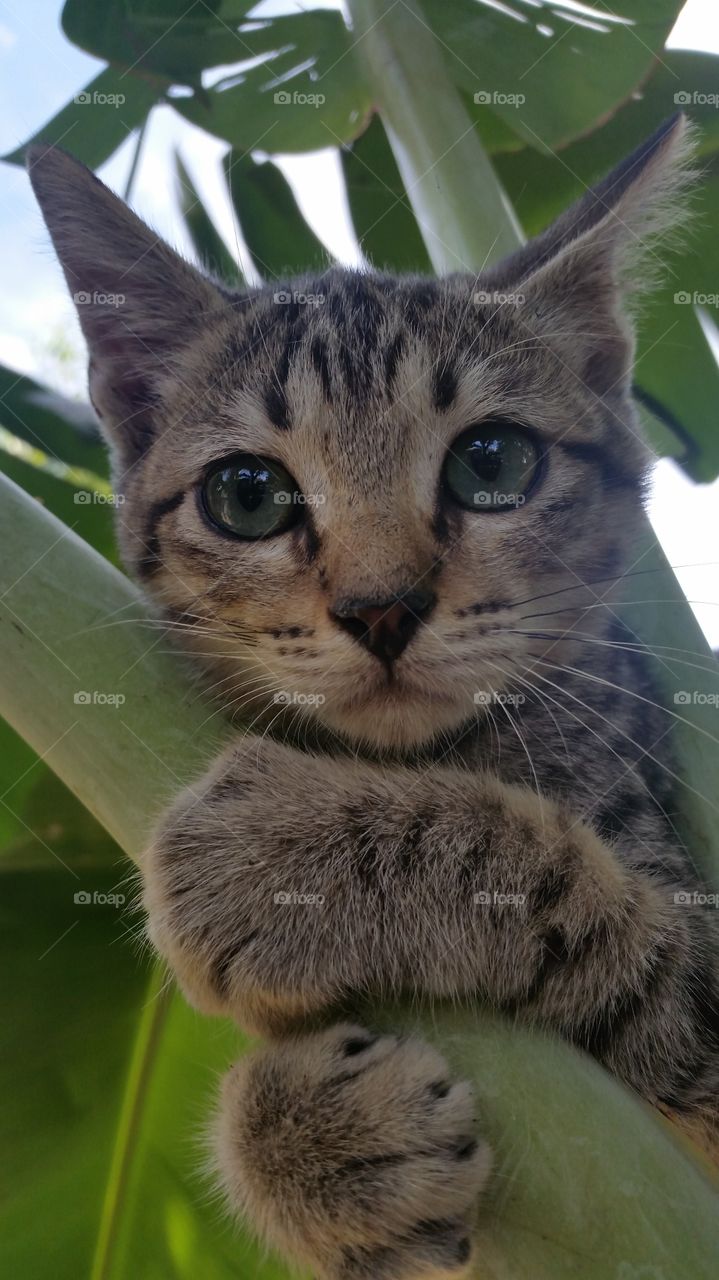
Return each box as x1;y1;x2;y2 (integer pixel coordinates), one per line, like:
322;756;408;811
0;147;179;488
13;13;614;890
216;274;463;446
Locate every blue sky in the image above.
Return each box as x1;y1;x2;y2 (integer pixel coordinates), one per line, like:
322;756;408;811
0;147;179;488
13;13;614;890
0;0;717;643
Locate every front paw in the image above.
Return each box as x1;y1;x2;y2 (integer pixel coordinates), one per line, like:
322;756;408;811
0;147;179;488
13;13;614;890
142;737;347;1030
214;1024;491;1279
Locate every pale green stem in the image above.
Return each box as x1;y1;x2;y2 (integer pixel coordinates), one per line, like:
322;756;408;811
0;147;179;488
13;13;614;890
0;474;228;859
346;0;523;272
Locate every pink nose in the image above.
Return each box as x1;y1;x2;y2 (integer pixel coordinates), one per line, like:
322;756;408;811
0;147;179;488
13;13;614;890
331;589;436;664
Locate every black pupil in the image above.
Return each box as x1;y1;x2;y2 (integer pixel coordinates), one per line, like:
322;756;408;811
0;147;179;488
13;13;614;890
234;465;270;513
468;436;503;483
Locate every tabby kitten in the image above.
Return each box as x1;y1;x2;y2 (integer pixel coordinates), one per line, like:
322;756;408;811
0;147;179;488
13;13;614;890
30;113;718;1280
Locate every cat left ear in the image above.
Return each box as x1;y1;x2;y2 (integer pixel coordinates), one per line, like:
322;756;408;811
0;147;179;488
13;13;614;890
27;145;234;466
484;113;697;395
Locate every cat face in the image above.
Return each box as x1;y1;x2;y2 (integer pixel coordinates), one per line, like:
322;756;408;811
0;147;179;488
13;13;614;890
28;117;691;750
111;269;648;750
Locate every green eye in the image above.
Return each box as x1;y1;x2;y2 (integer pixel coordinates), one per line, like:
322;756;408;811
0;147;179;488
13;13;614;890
444;422;542;512
202;453;300;539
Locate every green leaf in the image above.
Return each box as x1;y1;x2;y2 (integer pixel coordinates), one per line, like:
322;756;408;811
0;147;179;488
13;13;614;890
3;67;163;169
0;713;118;866
631;179;719;483
492;51;719;231
0;844;294;1278
0;363;105;473
0;365;116;560
174;13;372;154
174;153;243;286
341;115;432;272
61;0;256;81
223;152;331;279
0;864;152;1279
90;984;299;1280
0;439;117;564
421;0;685;152
489;56;719;482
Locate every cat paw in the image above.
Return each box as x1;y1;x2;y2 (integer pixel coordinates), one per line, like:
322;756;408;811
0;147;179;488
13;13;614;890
213;1024;491;1279
141;738;347;1032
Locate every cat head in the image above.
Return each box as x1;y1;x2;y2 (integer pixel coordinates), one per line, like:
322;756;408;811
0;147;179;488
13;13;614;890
28;116;694;751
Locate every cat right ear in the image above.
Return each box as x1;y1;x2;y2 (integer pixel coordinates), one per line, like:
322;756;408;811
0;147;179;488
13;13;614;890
27;145;235;468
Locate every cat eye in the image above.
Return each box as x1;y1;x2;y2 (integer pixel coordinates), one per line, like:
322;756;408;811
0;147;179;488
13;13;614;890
201;453;301;539
443;421;542;512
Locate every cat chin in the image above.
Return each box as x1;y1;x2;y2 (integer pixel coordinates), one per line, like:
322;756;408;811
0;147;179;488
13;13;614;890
318;692;471;752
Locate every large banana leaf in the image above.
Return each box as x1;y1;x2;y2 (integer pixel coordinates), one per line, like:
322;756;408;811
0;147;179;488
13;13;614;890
7;2;719;475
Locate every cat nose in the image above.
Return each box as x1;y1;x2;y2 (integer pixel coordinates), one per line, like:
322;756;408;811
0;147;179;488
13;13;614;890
331;588;436;663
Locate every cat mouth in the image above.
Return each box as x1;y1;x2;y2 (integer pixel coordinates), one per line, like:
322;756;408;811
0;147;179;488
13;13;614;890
338;667;460;709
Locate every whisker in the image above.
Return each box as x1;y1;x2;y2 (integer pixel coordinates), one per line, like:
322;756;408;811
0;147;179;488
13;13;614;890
536;657;719;751
497;629;719;674
520;599;719;623
492;688;546;827
516;665;692;866
497;562;719;614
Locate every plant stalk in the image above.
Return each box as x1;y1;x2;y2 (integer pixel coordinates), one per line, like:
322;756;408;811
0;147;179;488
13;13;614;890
346;0;522;273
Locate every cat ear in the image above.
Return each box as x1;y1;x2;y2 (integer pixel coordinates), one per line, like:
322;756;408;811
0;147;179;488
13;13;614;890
27;145;234;466
484;113;697;395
